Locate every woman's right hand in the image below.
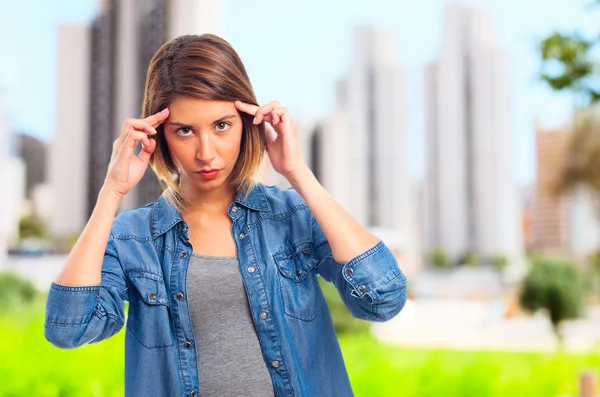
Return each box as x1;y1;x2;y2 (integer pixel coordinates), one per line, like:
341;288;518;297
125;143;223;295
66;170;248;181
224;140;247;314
102;108;170;198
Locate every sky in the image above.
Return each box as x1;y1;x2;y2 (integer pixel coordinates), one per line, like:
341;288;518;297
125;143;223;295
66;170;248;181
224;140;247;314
0;0;598;185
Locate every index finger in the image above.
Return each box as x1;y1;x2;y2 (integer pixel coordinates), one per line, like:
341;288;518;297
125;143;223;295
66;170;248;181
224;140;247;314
234;100;259;116
143;107;170;127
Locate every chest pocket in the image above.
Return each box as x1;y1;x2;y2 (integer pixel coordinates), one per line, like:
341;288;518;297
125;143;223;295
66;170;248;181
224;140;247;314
273;240;325;322
126;271;174;348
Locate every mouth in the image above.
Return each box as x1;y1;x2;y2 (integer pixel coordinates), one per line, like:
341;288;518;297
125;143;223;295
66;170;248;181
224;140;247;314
196;168;221;179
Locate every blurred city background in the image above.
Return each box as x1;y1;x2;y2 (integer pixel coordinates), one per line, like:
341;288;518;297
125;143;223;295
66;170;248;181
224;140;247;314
1;0;600;396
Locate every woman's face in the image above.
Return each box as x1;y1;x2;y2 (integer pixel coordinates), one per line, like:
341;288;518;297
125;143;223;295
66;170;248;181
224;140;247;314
163;96;243;193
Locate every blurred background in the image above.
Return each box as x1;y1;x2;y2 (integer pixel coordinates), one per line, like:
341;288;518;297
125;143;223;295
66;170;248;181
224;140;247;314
1;0;600;396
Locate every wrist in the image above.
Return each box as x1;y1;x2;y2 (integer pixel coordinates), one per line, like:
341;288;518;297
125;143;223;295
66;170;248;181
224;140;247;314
97;186;124;213
286;164;315;190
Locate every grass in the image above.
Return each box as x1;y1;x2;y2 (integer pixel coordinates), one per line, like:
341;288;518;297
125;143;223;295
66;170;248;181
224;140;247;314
340;333;600;397
1;299;599;396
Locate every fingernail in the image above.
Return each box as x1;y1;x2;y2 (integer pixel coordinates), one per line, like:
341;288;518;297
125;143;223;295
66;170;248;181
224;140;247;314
253;117;258;124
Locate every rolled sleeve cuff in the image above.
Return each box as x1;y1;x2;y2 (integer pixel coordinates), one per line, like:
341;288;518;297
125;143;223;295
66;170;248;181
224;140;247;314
341;240;406;304
45;282;102;326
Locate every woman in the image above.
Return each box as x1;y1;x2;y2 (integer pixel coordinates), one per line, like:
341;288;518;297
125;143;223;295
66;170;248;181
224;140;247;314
44;34;407;397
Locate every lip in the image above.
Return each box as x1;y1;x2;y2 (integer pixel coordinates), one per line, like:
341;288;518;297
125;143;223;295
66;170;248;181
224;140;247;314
197;168;221;179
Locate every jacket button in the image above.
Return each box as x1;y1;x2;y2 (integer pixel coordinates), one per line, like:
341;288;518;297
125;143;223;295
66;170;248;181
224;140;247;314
184;341;192;349
260;312;268;320
176;292;184;301
191;390;197;397
180;252;187;258
271;360;279;368
358;285;366;293
232;206;238;212
239;233;245;239
181;226;188;233
295;269;302;276
247;266;255;273
345;268;353;277
149;292;157;299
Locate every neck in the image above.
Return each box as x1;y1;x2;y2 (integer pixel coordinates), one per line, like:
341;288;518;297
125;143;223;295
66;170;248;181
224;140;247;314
178;179;235;217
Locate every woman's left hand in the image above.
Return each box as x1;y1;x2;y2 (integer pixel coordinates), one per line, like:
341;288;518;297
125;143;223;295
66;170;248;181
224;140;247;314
234;100;306;179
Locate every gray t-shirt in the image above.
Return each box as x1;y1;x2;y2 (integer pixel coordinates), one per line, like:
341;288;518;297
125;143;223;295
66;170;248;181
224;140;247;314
186;252;275;397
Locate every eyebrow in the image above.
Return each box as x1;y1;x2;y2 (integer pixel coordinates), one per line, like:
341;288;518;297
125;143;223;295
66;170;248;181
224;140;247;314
169;114;236;129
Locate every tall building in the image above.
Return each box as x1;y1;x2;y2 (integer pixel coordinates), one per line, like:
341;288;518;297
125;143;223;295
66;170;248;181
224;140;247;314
0;91;26;262
307;112;353;214
336;26;410;233
532;121;600;256
16;133;48;199
307;26;419;274
88;0;224;213
424;3;522;264
51;1;223;238
49;24;91;240
531;122;569;251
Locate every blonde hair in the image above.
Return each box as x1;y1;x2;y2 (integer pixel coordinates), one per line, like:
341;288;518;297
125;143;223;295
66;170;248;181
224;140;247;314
142;34;266;212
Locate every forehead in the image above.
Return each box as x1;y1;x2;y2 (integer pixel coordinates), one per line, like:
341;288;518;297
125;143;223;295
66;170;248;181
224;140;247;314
167;97;236;120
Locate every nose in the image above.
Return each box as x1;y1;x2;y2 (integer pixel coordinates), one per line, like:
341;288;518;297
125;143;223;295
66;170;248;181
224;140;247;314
195;132;216;162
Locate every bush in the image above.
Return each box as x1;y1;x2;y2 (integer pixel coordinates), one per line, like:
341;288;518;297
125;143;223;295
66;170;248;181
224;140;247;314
19;214;49;241
427;248;451;269
492;254;508;271
518;259;584;348
0;272;37;313
457;251;480;267
318;277;370;335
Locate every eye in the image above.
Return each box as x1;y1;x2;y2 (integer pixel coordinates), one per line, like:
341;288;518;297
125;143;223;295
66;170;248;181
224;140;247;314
215;122;231;133
176;127;193;136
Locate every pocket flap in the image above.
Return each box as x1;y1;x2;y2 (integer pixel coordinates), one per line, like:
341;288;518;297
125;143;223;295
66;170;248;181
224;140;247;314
128;271;169;306
273;240;316;282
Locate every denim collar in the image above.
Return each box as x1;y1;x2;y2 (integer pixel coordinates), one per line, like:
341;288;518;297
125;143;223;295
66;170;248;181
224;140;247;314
151;181;270;238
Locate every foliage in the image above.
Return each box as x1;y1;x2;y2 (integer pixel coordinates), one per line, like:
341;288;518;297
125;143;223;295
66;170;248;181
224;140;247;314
427;248;451;269
0;272;37;313
538;8;600;201
539;31;599;107
456;251;480;267
518;259;585;348
492;254;508;271
318;277;371;335
18;214;49;241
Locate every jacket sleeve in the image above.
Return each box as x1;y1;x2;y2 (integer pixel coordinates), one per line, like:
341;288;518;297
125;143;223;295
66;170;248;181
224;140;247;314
311;213;408;322
44;234;128;349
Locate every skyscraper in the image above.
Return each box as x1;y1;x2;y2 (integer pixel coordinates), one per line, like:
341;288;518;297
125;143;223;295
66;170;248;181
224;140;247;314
307;26;419;274
336;26;409;233
89;0;224;212
424;3;522;264
49;24;91;240
51;1;223;239
531;122;569;251
0;92;26;261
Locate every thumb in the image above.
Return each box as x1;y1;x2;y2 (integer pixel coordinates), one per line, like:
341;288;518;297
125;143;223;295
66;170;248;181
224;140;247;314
137;139;156;163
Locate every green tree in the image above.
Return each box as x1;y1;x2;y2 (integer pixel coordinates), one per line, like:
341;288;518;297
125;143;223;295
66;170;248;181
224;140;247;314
518;259;584;349
539;4;600;287
492;254;508;271
427;248;451;269
459;251;480;267
18;214;49;241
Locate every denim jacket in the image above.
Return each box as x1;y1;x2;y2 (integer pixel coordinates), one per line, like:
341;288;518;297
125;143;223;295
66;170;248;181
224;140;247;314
44;181;408;397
